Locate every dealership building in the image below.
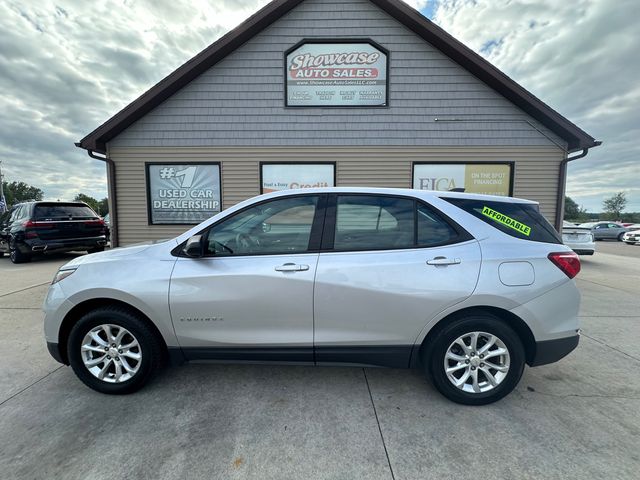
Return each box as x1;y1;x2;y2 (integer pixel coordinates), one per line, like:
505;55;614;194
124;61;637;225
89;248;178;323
77;0;599;247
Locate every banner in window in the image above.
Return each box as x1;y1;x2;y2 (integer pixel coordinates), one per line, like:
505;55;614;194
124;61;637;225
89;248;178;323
286;41;388;107
261;164;335;193
413;163;512;196
147;163;221;224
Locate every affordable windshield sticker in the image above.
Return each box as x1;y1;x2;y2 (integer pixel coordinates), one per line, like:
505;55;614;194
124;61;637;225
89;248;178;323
481;206;531;236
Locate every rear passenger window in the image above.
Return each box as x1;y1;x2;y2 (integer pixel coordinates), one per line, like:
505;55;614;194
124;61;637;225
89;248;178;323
442;197;562;244
334;196;414;250
417;204;458;246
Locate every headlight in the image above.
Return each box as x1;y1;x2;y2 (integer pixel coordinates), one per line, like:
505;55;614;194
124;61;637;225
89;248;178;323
52;268;77;284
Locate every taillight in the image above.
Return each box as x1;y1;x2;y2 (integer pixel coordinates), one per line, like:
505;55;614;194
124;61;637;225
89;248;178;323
548;251;581;279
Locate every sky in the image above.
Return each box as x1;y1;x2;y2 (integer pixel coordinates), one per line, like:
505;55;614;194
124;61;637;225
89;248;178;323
0;0;638;211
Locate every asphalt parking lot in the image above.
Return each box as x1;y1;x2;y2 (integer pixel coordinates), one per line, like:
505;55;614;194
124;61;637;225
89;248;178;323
1;242;639;479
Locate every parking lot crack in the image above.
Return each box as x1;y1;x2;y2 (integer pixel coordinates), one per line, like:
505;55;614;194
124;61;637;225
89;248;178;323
582;332;640;362
0;281;50;298
0;366;64;408
524;387;640;400
363;368;396;480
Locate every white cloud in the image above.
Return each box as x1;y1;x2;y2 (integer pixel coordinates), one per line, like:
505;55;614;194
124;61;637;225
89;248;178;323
0;0;637;212
431;0;640;210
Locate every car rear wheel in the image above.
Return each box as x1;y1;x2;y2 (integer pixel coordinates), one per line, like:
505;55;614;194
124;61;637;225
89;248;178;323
67;307;163;394
87;246;105;254
9;243;31;264
425;314;525;405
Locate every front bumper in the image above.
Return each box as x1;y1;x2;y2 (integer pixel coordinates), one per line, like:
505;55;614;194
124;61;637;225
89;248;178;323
530;334;580;366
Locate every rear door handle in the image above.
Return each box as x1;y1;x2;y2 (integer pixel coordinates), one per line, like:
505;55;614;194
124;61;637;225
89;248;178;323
426;257;461;266
275;263;309;272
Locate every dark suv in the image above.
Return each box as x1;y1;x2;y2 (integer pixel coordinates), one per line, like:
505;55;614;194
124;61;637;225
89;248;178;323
0;202;107;264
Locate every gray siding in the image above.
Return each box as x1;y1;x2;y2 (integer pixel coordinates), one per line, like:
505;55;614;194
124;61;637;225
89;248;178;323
109;146;563;245
108;0;566;149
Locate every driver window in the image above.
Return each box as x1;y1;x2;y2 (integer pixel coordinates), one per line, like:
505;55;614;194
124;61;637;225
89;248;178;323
204;196;319;256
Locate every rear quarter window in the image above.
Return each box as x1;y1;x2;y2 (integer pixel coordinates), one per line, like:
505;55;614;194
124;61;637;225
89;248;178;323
442;198;562;244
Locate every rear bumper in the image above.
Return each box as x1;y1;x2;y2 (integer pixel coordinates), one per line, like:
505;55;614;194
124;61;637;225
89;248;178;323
46;341;67;365
22;236;106;253
529;334;579;367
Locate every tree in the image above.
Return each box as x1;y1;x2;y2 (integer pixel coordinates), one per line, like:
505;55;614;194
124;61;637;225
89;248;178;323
97;197;109;216
73;193;108;216
2;181;44;206
564;197;587;220
602;192;627;220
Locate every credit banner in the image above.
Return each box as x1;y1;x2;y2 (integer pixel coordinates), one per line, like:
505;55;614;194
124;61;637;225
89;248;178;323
286;42;387;107
147;164;221;224
262;164;335;193
413;163;511;196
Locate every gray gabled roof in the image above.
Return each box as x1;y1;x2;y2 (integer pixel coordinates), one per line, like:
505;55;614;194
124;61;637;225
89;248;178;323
78;0;599;154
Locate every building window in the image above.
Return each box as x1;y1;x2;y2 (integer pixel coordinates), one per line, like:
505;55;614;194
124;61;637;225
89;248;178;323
412;163;513;196
261;163;335;193
146;163;221;225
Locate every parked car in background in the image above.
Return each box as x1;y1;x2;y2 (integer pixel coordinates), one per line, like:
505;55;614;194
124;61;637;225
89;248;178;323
103;213;111;243
562;221;595;255
0;202;108;264
622;225;640;245
578;221;628;241
44;188;581;405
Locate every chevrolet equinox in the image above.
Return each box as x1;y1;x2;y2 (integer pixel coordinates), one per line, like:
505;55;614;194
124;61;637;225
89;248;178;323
44;188;581;405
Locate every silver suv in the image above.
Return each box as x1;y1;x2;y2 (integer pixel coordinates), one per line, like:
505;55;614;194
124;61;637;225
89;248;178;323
44;188;581;405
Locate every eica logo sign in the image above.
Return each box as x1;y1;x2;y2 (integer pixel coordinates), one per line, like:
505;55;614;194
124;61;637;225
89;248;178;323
147;164;221;225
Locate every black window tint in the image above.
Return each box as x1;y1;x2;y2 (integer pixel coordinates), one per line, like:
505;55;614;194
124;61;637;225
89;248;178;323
334;196;414;250
34;204;98;221
205;196;318;256
417;203;458;246
443;197;562;244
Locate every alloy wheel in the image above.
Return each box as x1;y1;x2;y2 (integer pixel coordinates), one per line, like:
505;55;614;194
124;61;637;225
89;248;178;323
81;324;142;383
444;331;510;394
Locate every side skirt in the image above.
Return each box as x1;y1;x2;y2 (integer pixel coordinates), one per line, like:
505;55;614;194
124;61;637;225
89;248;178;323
176;345;414;368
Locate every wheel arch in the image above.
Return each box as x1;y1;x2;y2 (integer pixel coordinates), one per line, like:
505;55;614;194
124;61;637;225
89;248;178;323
411;305;536;368
57;298;169;365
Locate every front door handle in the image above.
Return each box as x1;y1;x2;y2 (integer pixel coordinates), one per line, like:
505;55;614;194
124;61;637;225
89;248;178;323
426;257;461;266
275;263;310;272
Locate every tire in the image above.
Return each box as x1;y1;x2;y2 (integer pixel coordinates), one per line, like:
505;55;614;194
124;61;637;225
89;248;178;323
87;246;105;254
425;314;525;405
67;306;163;394
617;233;625;241
9;242;31;264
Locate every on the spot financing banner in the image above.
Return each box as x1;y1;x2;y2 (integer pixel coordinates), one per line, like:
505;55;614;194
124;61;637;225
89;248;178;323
147;164;221;224
262;164;335;193
413;164;511;196
286;42;387;106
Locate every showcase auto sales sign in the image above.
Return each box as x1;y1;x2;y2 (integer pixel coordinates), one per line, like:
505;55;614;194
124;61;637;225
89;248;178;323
286;42;388;106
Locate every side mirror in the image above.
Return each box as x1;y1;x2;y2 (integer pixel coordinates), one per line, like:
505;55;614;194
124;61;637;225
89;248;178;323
183;235;205;258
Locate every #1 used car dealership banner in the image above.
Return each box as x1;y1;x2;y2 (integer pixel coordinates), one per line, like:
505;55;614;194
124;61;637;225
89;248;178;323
413;163;512;196
147;163;221;224
286;42;388;107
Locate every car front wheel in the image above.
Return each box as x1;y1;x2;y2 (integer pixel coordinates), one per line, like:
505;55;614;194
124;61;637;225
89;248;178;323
67;307;163;394
426;314;525;405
